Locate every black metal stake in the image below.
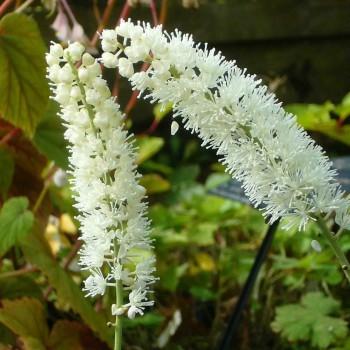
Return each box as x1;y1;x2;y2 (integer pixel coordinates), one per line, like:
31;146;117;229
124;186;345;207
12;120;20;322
218;219;280;350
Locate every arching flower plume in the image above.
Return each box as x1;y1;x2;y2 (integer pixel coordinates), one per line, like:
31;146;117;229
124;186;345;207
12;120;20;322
100;20;350;232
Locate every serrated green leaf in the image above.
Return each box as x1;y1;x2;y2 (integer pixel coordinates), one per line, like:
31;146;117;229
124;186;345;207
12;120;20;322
33;100;69;169
139;173;170;194
271;293;348;349
0;297;49;349
0;197;34;257
0;147;14;199
0;13;49;137
135;136;164;164
312;316;348;349
20;223;113;347
301;292;340;315
271;305;313;341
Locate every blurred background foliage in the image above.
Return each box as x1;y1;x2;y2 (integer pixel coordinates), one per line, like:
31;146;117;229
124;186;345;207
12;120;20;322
0;0;350;349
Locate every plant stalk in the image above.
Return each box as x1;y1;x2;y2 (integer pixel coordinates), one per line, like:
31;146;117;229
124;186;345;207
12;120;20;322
316;216;350;283
114;279;123;350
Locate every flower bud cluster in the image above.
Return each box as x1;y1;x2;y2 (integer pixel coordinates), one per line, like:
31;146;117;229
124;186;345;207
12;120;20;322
101;20;350;232
46;42;156;319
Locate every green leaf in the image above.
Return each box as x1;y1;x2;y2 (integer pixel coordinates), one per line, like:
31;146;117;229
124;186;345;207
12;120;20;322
0;297;49;349
204;172;231;190
135;136;164;164
271;292;348;349
189;286;216;301
33;100;69;169
139;173;170;194
159;263;189;292
47;321;83;350
187;222;217;246
286;102;350;146
0;197;34;257
0;147;14;199
0;323;15;346
301;292;340;315
20;223;114;347
123;312;165;329
169;165;200;185
0;13;49;137
0;276;43;301
153;102;173;122
285;102;333;130
312;316;348;349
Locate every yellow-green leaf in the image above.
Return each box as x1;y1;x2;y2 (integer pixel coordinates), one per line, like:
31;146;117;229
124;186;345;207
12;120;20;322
0;197;34;257
0;13;49;137
20;223;113;347
139;173;170;194
153;102;173;122
0;298;49;349
135;136;164;164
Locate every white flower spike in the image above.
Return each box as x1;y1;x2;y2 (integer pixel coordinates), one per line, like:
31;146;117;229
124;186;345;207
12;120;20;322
47;42;156;319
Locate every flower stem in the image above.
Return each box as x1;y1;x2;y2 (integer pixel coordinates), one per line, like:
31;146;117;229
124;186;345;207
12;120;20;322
114;279;123;350
0;0;14;17
0;127;20;148
32;180;50;215
14;0;34;13
316;216;350;283
90;0;116;47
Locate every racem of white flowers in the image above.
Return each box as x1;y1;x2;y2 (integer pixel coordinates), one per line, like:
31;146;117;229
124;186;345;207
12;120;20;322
100;20;350;233
46;41;156;319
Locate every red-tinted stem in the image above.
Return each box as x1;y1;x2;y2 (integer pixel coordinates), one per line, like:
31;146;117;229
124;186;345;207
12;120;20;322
150;0;158;26
0;127;20;147
90;0;116;47
117;2;131;26
123;62;150;118
159;0;168;25
0;0;14;17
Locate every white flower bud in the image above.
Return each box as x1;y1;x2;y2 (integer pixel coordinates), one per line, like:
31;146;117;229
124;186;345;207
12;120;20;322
102;52;119;68
78;67;90;83
46;54;60;66
64;42;85;62
70;86;82;100
50;43;64;58
82;53;95;66
118;57;134;78
311;239;322;253
171;121;179;135
87;62;102;77
53;168;68;187
111;304;125;316
48;64;60;84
